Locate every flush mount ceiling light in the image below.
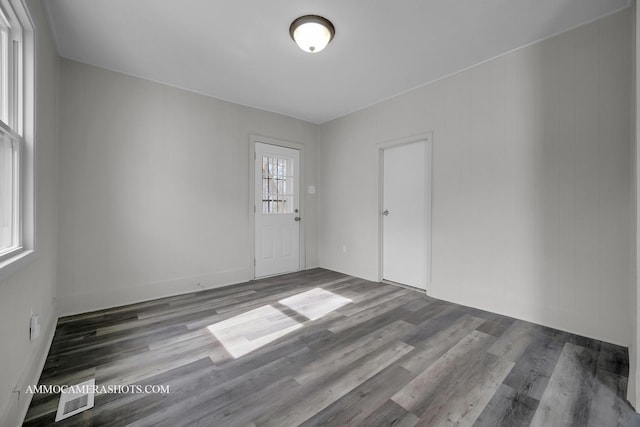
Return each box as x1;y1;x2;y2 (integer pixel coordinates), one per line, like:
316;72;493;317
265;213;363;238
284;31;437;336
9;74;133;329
289;15;335;53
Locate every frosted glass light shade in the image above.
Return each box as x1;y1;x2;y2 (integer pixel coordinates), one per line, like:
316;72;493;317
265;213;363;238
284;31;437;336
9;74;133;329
290;15;335;53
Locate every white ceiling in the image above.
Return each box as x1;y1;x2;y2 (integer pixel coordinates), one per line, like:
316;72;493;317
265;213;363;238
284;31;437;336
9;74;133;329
44;0;629;124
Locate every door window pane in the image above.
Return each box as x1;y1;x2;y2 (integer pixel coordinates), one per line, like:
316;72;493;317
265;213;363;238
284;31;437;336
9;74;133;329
261;155;294;214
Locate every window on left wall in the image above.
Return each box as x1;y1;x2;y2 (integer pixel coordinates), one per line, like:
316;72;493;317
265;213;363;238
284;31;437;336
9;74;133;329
0;0;33;269
0;130;19;257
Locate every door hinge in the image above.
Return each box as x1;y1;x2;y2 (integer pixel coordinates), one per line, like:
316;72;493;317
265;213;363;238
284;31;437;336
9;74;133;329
254;152;256;160
253;259;256;266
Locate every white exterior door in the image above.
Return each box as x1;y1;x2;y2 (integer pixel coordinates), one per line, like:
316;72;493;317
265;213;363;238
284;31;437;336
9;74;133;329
382;140;428;289
254;143;300;278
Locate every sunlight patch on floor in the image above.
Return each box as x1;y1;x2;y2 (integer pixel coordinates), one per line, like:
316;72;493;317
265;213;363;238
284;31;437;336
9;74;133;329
207;288;352;359
279;287;353;320
207;305;302;358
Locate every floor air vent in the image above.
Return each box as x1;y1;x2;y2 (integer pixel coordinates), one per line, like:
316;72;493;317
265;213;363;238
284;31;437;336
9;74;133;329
55;378;95;422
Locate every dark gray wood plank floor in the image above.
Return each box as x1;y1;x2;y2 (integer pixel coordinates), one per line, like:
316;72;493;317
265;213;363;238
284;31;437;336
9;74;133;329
23;268;640;426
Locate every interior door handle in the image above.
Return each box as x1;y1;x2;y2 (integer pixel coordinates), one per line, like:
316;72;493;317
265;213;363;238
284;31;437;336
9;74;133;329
294;217;301;222
382;210;390;216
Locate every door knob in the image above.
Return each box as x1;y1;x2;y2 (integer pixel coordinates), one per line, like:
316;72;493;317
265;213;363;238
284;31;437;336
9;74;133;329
382;210;390;216
294;217;301;222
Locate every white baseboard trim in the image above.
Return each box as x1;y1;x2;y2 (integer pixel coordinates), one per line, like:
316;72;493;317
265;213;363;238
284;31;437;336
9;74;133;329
431;290;628;347
636;372;640;412
626;349;638;412
55;267;253;317
0;310;58;427
631;371;640;413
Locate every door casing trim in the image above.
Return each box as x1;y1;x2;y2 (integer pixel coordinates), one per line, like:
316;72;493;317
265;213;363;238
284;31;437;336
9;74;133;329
249;134;306;279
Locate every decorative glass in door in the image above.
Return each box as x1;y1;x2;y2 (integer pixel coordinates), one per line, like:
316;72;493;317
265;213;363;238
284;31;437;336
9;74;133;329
262;156;294;214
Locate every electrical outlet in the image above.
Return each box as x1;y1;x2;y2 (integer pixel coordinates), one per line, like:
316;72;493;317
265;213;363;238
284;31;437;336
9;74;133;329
29;312;40;340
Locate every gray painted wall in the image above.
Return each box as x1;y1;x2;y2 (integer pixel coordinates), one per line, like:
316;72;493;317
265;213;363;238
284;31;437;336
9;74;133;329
0;0;59;424
56;60;319;315
318;9;633;347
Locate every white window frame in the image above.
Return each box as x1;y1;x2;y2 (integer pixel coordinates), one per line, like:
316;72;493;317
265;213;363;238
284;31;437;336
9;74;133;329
0;126;22;260
0;0;34;279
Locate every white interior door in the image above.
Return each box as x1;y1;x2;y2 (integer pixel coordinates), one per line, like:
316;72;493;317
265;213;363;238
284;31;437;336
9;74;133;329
383;140;428;289
255;143;300;278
